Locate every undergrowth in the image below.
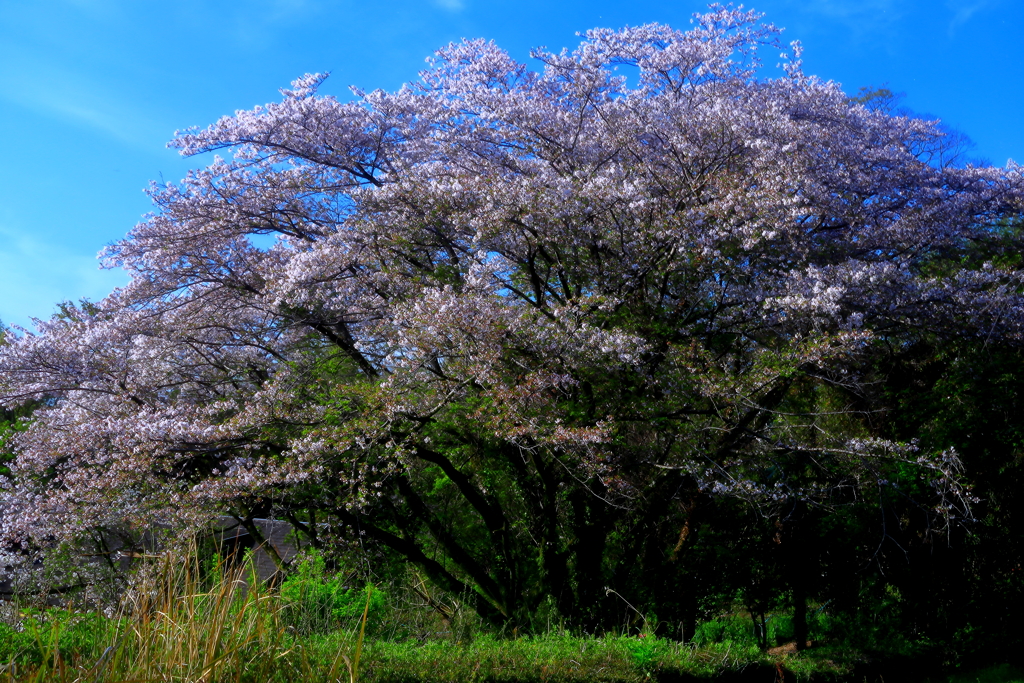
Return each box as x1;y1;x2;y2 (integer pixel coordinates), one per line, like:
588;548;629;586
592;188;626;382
0;547;1017;682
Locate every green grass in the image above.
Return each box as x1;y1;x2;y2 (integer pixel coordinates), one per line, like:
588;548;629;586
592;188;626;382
946;664;1024;683
295;633;773;682
0;609;772;683
0;551;1017;682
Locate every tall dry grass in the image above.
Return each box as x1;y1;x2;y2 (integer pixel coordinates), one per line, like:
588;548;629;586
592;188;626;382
0;549;366;683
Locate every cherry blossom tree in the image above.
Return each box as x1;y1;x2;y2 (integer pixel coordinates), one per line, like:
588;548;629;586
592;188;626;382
2;6;1022;628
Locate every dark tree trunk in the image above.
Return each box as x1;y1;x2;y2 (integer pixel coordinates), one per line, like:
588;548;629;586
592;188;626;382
793;569;808;649
786;499;810;650
680;592;698;643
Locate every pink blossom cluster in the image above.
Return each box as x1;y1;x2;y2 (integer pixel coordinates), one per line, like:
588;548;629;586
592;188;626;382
1;6;1021;549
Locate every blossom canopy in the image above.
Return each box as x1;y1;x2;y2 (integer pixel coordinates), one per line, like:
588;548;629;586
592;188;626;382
1;5;1022;628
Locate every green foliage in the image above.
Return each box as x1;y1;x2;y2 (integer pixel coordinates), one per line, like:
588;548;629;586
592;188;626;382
279;548;386;636
946;664;1024;683
0;403;33;478
689;609;840;651
877;338;1024;664
617;634;665;671
691;613;760;647
0;609;112;668
0;574;1017;683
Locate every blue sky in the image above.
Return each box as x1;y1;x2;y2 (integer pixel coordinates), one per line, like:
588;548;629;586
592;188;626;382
1;0;1021;329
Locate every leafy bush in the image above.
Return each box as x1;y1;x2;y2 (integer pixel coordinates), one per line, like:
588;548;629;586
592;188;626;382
279;549;385;635
0;609;111;667
690;607;836;649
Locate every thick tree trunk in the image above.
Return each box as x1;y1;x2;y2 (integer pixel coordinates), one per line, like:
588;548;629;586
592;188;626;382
786;500;810;650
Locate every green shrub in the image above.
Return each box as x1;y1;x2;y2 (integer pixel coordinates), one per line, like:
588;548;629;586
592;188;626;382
0;608;111;667
691;613;757;647
279;548;385;635
690;607;836;649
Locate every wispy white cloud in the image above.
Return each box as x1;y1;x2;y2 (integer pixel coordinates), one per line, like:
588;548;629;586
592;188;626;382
800;0;902;19
59;0;119;17
781;0;907;42
0;223;127;330
946;0;997;34
0;54;165;151
267;0;313;16
433;0;465;12
224;0;325;49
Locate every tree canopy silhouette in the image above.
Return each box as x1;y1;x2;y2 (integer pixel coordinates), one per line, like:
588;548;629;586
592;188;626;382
2;6;1022;630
